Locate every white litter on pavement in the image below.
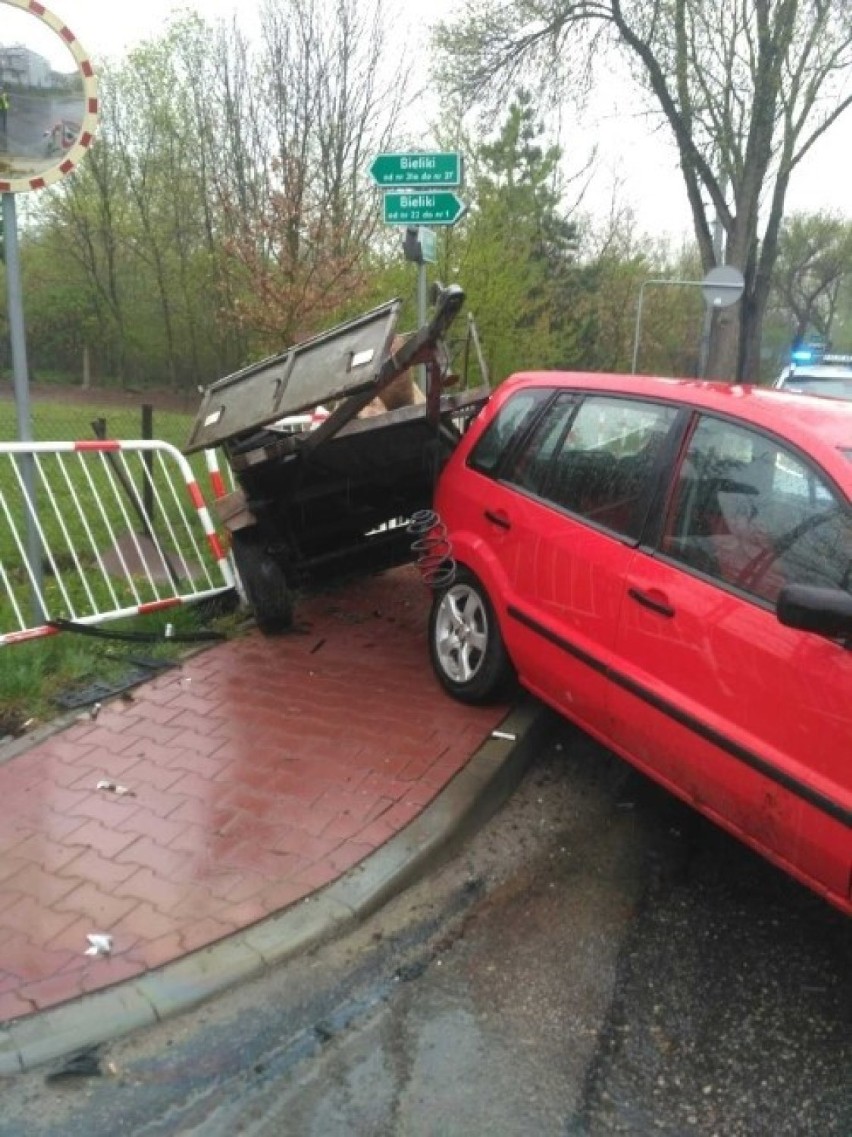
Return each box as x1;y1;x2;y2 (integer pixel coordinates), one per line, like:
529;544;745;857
84;934;113;956
96;779;134;796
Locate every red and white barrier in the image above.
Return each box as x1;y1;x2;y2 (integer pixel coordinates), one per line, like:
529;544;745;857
204;448;230;501
0;439;235;647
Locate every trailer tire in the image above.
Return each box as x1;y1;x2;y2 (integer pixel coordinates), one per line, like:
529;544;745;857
231;531;293;634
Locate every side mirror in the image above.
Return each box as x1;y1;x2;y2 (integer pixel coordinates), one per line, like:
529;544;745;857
777;584;852;642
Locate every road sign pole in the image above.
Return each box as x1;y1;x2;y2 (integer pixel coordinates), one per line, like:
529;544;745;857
631;273;743;375
698;304;716;380
3;192;43;619
700;190;727;379
378;153;466;391
417;259;428;394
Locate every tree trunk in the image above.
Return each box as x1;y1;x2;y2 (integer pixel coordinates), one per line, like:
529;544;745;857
738;289;765;382
704;301;740;381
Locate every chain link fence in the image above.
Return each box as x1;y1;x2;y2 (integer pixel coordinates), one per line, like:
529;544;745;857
0;383;234;506
0;383;199;448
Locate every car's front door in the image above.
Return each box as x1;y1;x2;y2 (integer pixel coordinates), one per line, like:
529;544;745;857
608;412;852;904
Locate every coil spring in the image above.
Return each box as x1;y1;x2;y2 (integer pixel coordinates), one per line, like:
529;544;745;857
407;509;456;590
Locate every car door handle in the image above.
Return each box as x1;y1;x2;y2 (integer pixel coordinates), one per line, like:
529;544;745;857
628;587;675;618
484;509;511;530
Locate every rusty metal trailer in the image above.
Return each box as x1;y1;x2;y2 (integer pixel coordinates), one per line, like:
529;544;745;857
185;285;489;631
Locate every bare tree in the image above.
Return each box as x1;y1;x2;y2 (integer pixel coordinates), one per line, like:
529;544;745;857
38;25;251;390
434;0;852;380
770;212;852;345
40;98;134;385
29;0;415;384
215;0;412;345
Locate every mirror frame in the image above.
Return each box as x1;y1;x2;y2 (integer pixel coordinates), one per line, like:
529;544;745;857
0;0;99;193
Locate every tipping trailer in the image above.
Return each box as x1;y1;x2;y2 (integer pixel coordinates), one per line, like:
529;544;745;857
184;285;489;631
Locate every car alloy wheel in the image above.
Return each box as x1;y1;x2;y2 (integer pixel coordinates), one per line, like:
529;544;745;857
429;569;512;704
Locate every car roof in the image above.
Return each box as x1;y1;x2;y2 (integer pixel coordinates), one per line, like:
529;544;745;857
500;371;852;474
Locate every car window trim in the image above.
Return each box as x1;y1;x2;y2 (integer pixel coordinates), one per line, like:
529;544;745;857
633;406;693;550
486;392;689;546
509;391;687;541
490;388;573;482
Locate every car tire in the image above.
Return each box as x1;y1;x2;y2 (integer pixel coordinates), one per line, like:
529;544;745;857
429;569;513;704
231;530;293;634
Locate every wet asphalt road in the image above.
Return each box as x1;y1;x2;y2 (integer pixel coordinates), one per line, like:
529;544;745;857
1;718;849;1136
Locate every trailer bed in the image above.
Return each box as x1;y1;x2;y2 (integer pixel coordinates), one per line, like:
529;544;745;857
185;286;489;630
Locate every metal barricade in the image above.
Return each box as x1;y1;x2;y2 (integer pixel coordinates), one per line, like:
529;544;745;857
0;439;236;647
204;447;234;502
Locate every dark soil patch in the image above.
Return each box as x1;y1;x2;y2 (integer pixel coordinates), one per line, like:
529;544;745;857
0;707;27;738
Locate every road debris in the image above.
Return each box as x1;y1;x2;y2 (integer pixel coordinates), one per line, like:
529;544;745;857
84;933;113;956
45;1046;103;1082
96;779;135;797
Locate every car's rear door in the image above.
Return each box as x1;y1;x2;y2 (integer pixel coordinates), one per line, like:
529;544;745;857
608;412;852;905
467;392;680;739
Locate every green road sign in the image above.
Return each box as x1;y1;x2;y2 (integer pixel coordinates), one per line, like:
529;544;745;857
371;152;462;187
383;191;466;227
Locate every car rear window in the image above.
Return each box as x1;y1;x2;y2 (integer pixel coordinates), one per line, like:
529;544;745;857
538;396;677;539
781;374;852;400
492;393;677;540
467;388;552;475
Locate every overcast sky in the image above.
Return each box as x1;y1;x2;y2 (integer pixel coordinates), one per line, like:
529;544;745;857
8;0;852;241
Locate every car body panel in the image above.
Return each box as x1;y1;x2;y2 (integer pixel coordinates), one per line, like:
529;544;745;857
434;371;852;915
611;548;852;898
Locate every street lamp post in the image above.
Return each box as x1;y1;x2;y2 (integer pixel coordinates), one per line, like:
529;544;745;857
631;279;706;375
631;273;744;376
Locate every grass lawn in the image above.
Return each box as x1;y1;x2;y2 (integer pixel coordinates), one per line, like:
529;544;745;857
0;598;244;738
0;398;196;450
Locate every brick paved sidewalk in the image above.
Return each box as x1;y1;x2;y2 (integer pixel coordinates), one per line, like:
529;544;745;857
0;567;507;1024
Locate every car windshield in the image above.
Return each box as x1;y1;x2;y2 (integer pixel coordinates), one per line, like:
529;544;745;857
782;374;852;400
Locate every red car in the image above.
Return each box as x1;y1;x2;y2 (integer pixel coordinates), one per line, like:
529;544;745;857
43;119;80;157
429;372;852;915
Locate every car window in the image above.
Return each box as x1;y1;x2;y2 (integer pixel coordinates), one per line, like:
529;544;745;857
539;396;677;540
467;388;551;476
779;373;852;400
502;393;578;495
661;415;852;602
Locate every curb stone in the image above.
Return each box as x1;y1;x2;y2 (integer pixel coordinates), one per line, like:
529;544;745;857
0;697;553;1076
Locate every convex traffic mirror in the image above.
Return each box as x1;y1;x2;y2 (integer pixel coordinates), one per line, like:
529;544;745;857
0;0;98;193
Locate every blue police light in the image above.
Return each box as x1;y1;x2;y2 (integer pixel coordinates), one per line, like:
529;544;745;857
791;348;814;363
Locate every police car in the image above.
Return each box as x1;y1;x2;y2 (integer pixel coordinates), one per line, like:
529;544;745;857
774;348;852;400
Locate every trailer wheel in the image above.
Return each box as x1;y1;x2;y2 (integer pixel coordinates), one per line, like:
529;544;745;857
231;531;293;634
